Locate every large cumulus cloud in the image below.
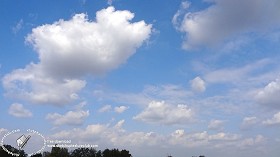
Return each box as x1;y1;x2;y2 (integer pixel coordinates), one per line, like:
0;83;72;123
2;7;152;106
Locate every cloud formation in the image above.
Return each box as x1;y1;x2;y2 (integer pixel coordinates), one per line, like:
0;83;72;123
2;7;152;106
46;110;89;126
51;121;265;153
255;79;280;108
98;104;112;113
262;112;280;126
241;116;258;130
208;119;225;130
191;76;206;93
12;19;24;34
8;103;33;118
114;106;129;113
133;101;194;125
26;6;152;79
3;64;86;105
173;0;280;49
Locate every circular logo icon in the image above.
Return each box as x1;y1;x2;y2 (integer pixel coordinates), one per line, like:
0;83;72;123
1;129;46;156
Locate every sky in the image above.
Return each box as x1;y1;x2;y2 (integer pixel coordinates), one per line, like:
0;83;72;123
0;0;280;157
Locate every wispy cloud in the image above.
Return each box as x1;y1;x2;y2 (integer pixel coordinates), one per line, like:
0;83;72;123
173;0;280;49
46;110;89;126
98;104;112;113
12;19;23;34
134;101;194;125
8;103;32;118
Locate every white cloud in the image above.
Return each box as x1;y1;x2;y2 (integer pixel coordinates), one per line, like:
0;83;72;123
8;103;32;118
74;101;87;110
171;129;185;138
107;0;114;5
26;6;152;79
0;128;8;135
208;119;225;130
240;116;258;130
255;79;280;108
114;119;125;129
114;105;129;113
239;135;266;148
51;120;161;148
94;84;192;107
133;101;194;125
144;84;190;100
12;19;24;34
169;130;242;148
262;112;280;126
3;64;86;106
173;0;280;49
204;59;272;84
3;7;152;106
46;110;89;126
52;123;107;141
0;128;8;141
172;1;190;29
98;104;112;113
173;131;265;154
50;121;267;156
190;76;206;93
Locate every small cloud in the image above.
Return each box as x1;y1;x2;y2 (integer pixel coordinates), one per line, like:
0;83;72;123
171;129;185;138
12;19;24;34
98;104;112;113
114;106;129;113
8;103;32;118
107;0;113;5
191;76;206;93
74;101;87;110
0;128;8;134
208;119;225;130
172;1;191;30
114;119;125;129
255;79;280;109
46;110;89;126
240;116;258;130
134;101;194;125
262;112;280;126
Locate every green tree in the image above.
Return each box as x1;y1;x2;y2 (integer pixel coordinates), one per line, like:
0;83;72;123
0;145;27;157
70;148;97;157
102;148;111;157
120;149;132;157
42;151;51;157
102;148;132;157
50;146;69;157
96;150;102;157
31;153;43;157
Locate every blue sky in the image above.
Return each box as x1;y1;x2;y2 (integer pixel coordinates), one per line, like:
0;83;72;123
1;0;280;157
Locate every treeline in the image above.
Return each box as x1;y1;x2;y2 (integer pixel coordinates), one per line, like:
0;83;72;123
0;144;132;157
